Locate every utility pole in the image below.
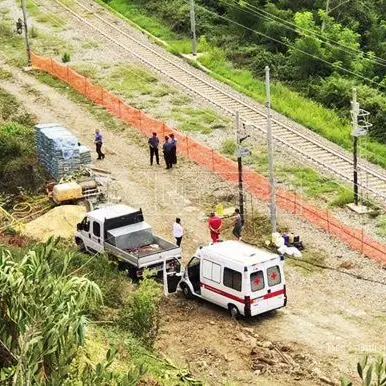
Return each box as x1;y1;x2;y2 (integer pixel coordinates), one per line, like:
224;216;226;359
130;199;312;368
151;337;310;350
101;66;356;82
189;0;197;56
21;0;32;66
236;111;244;224
351;88;359;205
265;66;277;234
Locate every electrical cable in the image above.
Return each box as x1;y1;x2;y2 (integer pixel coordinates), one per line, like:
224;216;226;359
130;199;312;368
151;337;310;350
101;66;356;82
223;0;386;68
195;4;386;90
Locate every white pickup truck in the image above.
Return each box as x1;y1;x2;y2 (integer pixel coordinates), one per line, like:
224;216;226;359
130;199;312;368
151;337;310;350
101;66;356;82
74;204;181;277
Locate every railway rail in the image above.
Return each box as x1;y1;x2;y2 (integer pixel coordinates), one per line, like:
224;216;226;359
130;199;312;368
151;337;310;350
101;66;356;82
39;0;386;204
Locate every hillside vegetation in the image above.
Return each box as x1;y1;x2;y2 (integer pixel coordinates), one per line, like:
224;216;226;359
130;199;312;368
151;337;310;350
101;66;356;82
0;86;46;194
103;0;386;166
0;239;201;385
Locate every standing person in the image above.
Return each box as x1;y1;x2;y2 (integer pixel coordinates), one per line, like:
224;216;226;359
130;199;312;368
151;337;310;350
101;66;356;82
163;136;173;169
148;132;160;166
94;129;105;160
170;133;177;165
173;218;184;247
232;208;243;240
208;212;222;243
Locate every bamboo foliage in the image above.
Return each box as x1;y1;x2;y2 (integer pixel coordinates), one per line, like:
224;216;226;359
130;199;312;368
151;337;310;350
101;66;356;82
0;238;139;385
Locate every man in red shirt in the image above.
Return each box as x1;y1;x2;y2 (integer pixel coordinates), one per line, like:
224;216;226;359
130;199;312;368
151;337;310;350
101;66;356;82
208;212;222;243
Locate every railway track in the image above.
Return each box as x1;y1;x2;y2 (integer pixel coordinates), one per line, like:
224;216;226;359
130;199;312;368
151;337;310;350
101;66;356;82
42;0;386;204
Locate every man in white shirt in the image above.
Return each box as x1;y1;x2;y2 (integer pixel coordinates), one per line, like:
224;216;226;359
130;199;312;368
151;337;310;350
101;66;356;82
173;218;184;247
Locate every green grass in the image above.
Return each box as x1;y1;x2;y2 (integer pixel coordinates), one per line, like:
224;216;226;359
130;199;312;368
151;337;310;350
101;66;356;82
376;215;386;237
33;70;131;135
0;22;27;67
0;67;12;80
70;63;230;134
99;0;386;169
219;139;356;207
81;39;99;49
35;12;66;28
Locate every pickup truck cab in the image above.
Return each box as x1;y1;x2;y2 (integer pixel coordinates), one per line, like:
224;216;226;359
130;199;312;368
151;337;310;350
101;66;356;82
179;241;286;317
75;204;181;277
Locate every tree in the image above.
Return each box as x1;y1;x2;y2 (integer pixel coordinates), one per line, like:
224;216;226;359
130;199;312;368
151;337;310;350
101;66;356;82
0;239;140;385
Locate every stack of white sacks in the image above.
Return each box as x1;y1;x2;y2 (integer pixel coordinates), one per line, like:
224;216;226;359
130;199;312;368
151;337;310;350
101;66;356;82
271;232;302;257
35;123;92;180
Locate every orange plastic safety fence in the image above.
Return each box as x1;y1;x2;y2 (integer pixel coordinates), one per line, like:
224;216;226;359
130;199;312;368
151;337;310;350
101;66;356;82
31;52;386;264
86;79;103;105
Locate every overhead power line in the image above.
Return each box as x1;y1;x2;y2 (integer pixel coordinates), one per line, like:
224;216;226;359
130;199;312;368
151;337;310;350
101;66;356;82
223;0;386;68
195;3;386;90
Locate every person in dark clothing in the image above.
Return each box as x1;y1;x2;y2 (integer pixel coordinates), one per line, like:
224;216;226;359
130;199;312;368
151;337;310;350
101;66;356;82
232;208;243;240
163;136;173;169
94;129;105;160
170;133;177;165
148;132;160;165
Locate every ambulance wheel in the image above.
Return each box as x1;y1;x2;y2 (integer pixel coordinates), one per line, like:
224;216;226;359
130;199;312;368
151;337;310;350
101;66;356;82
181;283;194;299
228;304;239;318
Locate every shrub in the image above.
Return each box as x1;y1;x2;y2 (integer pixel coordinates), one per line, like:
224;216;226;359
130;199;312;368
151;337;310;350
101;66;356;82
329;189;354;207
62;52;71;63
118;272;162;348
69;252;128;310
220;138;237;155
342;355;386;385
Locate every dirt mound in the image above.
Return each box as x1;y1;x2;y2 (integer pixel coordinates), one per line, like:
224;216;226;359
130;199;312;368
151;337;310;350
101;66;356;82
22;205;86;242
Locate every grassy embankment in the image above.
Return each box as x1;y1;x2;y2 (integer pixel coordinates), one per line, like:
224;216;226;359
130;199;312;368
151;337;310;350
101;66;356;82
98;0;386;169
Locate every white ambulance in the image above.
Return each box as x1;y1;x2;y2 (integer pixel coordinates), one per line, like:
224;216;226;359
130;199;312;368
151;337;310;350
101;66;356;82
179;240;286;317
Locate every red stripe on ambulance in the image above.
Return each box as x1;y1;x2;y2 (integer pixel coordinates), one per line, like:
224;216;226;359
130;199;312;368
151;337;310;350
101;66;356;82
200;282;285;304
200;282;245;304
263;289;285;300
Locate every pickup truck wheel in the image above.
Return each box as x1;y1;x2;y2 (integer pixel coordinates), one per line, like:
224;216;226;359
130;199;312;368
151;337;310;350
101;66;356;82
228;304;239;319
75;238;86;252
181;283;194;299
128;268;139;281
118;262;129;272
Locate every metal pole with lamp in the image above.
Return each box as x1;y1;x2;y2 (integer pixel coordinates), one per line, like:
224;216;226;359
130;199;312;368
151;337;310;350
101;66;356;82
350;88;371;207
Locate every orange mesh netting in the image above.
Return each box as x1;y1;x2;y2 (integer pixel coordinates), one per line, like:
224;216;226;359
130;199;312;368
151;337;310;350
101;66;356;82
31;53;386;264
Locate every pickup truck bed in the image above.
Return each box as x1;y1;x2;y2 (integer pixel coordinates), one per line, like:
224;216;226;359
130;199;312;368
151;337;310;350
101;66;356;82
104;235;180;269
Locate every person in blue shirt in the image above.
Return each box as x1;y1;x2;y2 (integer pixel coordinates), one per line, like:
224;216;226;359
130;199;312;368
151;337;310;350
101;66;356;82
94;129;105;160
170;133;177;165
163;136;173;169
148;132;160;165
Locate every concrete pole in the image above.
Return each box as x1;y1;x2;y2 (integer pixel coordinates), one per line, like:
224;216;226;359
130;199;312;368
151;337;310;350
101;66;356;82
190;0;197;56
21;0;32;66
236;111;244;224
352;88;359;206
265;66;277;234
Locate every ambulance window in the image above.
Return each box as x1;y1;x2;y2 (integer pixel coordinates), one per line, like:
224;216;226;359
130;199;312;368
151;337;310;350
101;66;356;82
267;266;281;287
250;271;264;292
223;268;242;292
202;260;221;283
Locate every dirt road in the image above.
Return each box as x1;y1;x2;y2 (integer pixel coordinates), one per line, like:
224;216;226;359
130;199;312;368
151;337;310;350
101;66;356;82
1;63;386;385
